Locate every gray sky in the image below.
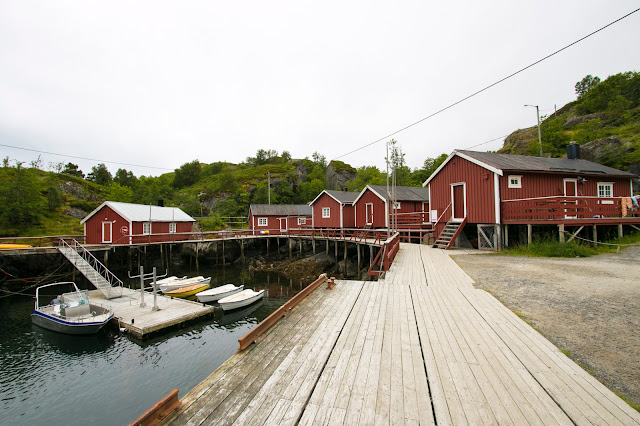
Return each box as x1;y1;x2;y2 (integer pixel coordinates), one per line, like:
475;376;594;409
1;1;639;178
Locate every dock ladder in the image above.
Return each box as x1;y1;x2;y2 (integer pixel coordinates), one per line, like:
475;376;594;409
58;239;124;299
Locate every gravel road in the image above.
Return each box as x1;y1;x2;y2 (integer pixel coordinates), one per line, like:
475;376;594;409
452;247;640;409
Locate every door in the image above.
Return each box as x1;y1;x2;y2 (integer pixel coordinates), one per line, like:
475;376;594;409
422;202;430;224
452;184;465;221
564;178;578;218
279;217;288;233
102;222;112;243
366;203;374;225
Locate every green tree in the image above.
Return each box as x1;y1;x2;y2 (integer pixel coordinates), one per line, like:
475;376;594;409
113;168;138;188
62;162;84;178
297;178;324;203
86;163;112;185
575;74;600;98
345;166;385;191
106;182;134;203
173;160;202;188
273;179;294;204
46;185;63;211
251;182;270;204
0;164;45;227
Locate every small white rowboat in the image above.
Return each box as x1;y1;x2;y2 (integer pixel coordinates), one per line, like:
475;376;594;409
218;289;265;311
159;276;210;293
196;284;244;303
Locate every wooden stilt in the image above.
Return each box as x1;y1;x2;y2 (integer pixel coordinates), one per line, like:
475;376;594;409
289;238;292;261
343;241;347;275
618;224;623;239
593;225;598;248
195;243;199;271
222;240;225;266
504;225;509;248
558;224;565;243
299;239;302;258
527;224;532;245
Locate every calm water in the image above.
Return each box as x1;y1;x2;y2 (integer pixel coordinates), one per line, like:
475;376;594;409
0;266;306;426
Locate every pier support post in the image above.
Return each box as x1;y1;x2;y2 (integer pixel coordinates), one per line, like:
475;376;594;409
195;243;200;271
240;240;245;263
160;244;164;272
593;225;598;248
104;250;108;267
357;244;361;274
618;224;623;239
504;225;509;248
299;239;302;258
558;224;565;243
325;240;329;255
334;240;338;260
527;224;532;245
370;245;374;266
312;239;316;254
344;241;348;276
289;238;292;261
222;240;225;266
266;238;269;255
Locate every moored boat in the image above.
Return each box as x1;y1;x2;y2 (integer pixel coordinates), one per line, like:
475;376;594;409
30;282;114;335
218;289;265;311
196;284;244;303
164;282;210;299
156;275;187;285
159;276;210;293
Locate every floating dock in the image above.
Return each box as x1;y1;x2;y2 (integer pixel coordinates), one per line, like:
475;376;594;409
160;244;640;425
89;288;214;338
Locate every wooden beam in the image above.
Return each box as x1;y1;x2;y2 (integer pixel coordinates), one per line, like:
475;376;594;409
527;224;532;245
558;224;565;243
593;225;598;248
618;224;623;239
566;226;584;243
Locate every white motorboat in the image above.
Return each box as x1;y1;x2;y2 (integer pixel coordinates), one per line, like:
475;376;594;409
156;275;187;285
158;276;210;293
31;282;114;335
196;284;244;303
218;289;265;311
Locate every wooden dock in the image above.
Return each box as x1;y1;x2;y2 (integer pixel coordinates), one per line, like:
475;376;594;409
89;288;214;338
161;244;640;425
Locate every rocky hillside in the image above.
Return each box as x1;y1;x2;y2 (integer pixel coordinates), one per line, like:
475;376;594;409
500;71;640;176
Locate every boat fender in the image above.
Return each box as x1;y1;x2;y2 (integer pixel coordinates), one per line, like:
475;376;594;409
92;311;97;317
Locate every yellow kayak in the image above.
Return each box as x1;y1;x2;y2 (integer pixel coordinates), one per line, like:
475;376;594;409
0;244;32;249
165;283;210;299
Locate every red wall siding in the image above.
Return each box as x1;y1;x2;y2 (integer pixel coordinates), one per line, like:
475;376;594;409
501;173;632;200
428;157;496;237
85;206;129;245
354;189;387;228
130;221;193;244
249;213;311;235
312;193;342;228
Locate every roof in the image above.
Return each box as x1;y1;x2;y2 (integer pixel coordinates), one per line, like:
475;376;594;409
423;149;637;186
249;204;312;216
309;190;360;205
354;185;429;204
81;201;195;224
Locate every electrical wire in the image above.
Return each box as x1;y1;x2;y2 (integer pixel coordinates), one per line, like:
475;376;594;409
331;7;640;162
0;142;174;171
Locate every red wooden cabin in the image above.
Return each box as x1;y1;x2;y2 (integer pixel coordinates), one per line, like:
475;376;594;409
81;201;195;245
424;147;639;249
249;204;312;235
310;190;359;228
353;185;430;229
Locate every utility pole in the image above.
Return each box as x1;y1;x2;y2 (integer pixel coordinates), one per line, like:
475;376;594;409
525;104;543;156
267;172;271;205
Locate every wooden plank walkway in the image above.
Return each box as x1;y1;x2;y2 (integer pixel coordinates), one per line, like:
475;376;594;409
89;288;214;338
162;244;640;425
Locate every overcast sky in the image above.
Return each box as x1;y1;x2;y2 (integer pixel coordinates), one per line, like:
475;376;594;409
1;1;639;178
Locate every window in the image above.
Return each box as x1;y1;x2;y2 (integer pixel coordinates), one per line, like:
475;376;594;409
508;175;522;188
143;222;151;235
169;222;176;233
298;217;306;225
322;207;330;218
597;182;613;198
257;217;268;226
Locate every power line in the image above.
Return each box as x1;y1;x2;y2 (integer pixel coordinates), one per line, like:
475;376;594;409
463;134;509;150
0;143;174;171
331;7;640;161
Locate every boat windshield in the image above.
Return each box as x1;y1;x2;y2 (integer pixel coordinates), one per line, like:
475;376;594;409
60;290;90;307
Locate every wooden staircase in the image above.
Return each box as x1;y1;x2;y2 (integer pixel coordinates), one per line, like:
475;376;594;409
58;239;123;299
433;218;466;249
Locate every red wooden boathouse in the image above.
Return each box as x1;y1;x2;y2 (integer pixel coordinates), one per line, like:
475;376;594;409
248;204;312;235
310;190;359;229
81;201;195;245
424;147;639;250
353;185;430;230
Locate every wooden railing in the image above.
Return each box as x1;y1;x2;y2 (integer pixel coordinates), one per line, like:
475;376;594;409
288;228;389;245
390;211;432;228
0;235;84;248
367;233;401;277
502;196;637;222
238;274;328;350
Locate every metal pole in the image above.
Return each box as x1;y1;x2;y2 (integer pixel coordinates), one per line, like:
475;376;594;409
525;104;542;156
268;172;271;205
152;267;159;311
139;265;146;307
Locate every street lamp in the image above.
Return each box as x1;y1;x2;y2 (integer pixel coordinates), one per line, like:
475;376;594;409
524;104;543;156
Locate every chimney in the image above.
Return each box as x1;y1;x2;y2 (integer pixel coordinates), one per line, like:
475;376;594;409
566;141;580;160
157;199;164;207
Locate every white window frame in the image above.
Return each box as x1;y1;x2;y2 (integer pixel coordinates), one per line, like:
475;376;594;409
597;182;613;198
393;202;401;210
322;207;330;218
143;222;151;235
257;217;268;227
169;222;176;233
508;175;522;189
298;217;306;225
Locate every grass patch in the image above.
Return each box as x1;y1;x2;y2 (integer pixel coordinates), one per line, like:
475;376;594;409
501;240;599;257
616;393;640;412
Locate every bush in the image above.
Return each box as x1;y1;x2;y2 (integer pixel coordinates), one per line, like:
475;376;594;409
504;240;597;257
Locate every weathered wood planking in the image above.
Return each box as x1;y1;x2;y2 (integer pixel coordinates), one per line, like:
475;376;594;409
162;243;640;426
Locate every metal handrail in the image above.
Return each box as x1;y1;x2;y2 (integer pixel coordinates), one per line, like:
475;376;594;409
59;239;124;298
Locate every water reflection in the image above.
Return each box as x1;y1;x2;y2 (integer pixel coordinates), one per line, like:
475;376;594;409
31;325;114;355
219;300;264;327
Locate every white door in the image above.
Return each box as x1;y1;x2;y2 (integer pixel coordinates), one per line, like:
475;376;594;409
102;222;112;243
